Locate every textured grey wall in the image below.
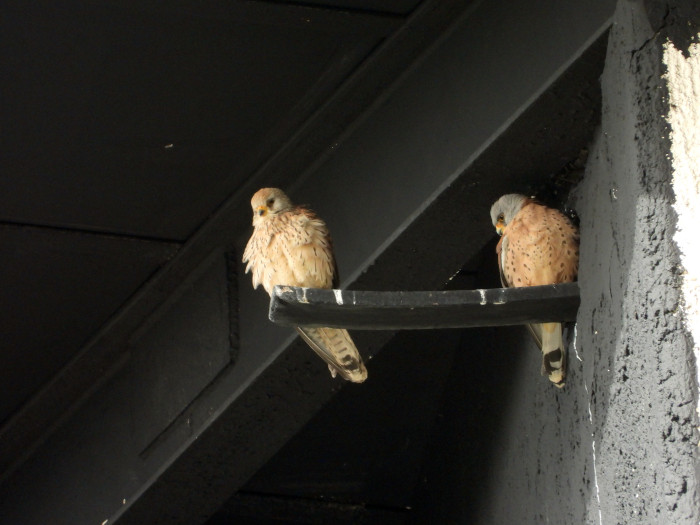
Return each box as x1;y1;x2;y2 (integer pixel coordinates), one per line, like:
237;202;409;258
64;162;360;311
450;1;700;523
573;1;699;521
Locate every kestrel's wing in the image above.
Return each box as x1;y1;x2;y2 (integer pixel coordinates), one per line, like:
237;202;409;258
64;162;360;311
279;207;337;289
499;204;570;387
526;322;545;352
281;208;365;382
498;233;545;351
495;234;508;288
292;207;340;288
295;326;367;383
242;227;268;291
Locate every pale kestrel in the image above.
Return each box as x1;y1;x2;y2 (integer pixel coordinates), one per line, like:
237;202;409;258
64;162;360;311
242;188;367;383
490;194;579;387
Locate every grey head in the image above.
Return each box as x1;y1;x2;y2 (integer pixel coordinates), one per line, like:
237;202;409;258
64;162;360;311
490;193;528;233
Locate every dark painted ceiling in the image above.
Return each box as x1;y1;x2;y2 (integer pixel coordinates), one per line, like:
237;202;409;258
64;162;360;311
0;226;179;423
0;0;477;514
0;0;612;523
1;1;410;240
0;0;433;426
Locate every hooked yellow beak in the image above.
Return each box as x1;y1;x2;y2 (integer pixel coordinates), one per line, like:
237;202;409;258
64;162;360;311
255;205;268;217
495;220;505;236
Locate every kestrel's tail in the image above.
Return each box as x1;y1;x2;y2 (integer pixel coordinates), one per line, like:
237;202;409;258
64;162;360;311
528;322;566;388
295;326;368;383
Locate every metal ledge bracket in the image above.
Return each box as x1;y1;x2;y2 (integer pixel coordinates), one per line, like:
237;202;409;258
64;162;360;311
269;282;580;330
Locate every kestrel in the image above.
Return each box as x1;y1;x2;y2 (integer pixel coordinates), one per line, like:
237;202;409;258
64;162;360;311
490;194;579;387
242;187;367;383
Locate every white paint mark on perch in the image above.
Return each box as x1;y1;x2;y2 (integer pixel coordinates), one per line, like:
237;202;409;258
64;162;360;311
333;289;343;305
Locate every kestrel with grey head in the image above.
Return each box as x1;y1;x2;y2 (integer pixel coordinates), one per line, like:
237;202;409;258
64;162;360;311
490;193;579;387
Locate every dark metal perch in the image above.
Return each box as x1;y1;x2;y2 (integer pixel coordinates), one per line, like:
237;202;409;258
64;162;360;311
269;282;580;330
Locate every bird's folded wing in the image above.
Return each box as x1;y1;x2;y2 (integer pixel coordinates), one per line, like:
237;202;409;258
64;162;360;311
526;323;544;351
295;326;367;383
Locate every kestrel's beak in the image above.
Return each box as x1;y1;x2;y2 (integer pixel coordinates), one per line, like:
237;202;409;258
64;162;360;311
255;205;268;217
495;219;505;236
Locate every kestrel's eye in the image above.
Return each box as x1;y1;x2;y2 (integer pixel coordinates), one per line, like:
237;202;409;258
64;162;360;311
266;198;275;207
498;213;504;222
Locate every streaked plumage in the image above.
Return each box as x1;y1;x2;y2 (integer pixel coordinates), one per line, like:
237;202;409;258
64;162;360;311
242;188;367;383
490;193;579;387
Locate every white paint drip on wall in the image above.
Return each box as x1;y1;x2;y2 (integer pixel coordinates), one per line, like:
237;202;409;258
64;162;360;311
573;324;583;362
585;382;604;525
664;39;700;419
